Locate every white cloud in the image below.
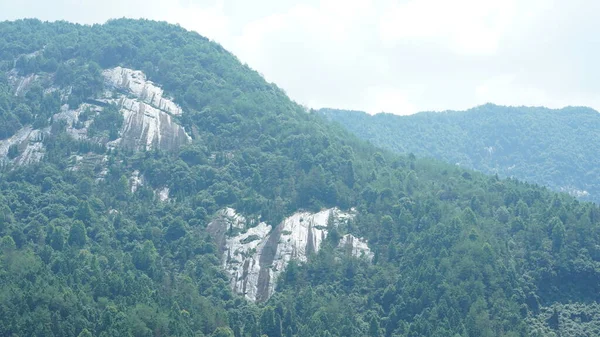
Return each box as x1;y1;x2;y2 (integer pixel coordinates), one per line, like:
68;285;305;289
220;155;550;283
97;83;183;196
148;0;231;44
229;0;384;112
475;74;518;98
363;86;418;115
235;0;375;54
475;74;552;108
379;0;516;55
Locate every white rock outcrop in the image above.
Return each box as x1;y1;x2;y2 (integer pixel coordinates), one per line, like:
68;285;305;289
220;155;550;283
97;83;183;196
0;66;191;165
130;170;143;193
128;170;170;201
109;97;190;151
102;67;182;115
157;187;170;202
208;208;372;302
339;234;374;260
100;68;191;152
53;103;100;140
560;186;590;198
11;73;38;97
0;127;46;165
226;220;271;301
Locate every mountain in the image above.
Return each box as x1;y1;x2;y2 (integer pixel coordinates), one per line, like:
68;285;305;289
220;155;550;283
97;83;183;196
321;104;600;203
1;19;600;337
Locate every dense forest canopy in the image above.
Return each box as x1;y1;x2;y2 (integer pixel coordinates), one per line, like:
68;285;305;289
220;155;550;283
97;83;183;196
0;19;599;337
322;105;600;203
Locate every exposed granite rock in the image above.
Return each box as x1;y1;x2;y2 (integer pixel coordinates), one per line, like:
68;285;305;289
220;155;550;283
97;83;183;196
100;68;192;152
0;66;191;166
109;97;191;152
130;170;143;193
9;71;38;97
339;234;374;260
0;126;46;166
207;208;251;256
208;208;372;302
157;187;170;202
53;103;100;140
103;67;182;115
128;170;170;201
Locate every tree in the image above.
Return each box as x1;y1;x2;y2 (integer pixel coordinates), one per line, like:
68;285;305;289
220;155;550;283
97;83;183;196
75;201;95;226
77;177;94;197
381;215;394;239
68;220;87;247
260;307;282;337
496;206;510;224
165;217;187;241
550;217;566;252
381;285;396;313
326;210;340;246
7;143;20;159
0;235;16;254
212;327;234;337
368;316;380;337
132;240;157;271
462;207;478;226
49;227;65;251
14;103;32;124
466;300;493;337
116;175;130;200
342;160;355;188
77;328;93;337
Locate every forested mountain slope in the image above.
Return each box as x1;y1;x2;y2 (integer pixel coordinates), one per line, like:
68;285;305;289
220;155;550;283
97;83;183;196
322;105;600;203
1;19;600;337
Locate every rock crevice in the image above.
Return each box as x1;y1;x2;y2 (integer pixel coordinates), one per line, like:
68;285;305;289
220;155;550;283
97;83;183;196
208;208;373;302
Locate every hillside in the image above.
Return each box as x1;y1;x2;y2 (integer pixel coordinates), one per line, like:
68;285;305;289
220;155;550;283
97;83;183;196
1;19;600;337
322;105;600;203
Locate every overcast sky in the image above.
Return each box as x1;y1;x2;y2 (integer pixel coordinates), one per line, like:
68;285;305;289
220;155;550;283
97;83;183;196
1;0;599;115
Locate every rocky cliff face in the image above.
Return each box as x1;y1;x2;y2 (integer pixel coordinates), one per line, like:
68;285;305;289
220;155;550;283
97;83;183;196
108;96;189;151
0;126;46;166
102;67;182;116
208;208;372;302
0;66;190;166
101;67;190;152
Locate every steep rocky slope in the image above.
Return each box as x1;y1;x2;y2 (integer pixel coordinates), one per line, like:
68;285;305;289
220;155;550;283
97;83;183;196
208;208;372;302
0;65;190;167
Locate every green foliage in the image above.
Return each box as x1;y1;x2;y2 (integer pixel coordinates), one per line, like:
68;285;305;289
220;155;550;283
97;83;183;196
88;104;123;140
67;220;86;247
77;328;93;337
322;105;600;203
0;18;598;337
7;143;19;159
212;327;235;337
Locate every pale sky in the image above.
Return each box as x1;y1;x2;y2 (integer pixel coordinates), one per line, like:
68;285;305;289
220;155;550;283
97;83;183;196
1;0;599;115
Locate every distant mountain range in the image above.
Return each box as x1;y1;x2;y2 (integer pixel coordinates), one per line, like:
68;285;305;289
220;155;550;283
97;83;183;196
322;104;600;203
